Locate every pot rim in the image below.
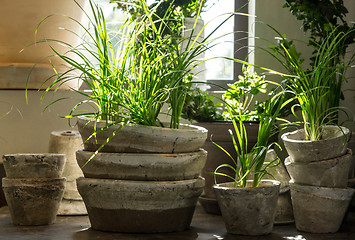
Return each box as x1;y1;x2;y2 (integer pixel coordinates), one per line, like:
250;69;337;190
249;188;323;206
281;125;350;143
213;179;280;191
77;115;208;134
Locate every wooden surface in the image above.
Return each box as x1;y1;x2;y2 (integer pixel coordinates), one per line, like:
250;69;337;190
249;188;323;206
1;204;355;240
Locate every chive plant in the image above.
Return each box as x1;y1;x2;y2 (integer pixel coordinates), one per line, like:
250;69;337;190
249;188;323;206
213;82;287;188
267;27;355;141
28;0;235;130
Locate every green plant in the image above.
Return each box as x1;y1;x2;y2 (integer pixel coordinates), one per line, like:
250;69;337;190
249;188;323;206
27;0;237;131
212;87;286;188
223;65;268;122
111;0;208;19
283;0;355;122
182;87;224;122
268;27;355;141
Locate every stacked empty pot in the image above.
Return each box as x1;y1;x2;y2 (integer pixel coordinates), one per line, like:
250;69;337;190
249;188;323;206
2;154;66;225
282;126;355;233
75;116;207;233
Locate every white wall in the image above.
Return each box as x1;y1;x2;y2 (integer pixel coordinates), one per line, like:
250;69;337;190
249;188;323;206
254;0;355;131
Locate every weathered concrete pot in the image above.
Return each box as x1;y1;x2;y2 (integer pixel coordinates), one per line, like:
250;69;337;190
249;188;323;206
77;177;204;233
77;116;207;153
274;189;294;225
281;126;350;162
195;121;259;214
285;149;352;188
3;153;66;178
290;182;354;233
76;149;207;181
2;177;66;225
213;180;280;235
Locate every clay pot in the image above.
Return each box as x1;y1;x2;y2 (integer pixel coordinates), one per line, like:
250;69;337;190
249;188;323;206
281;126;350;162
76;149;207;181
3;153;66;178
289;182;354;233
77;116;207;153
77;177;204;233
0;0;86;90
2;178;65;225
285;149;352;188
194;121;259;214
213;180;280;235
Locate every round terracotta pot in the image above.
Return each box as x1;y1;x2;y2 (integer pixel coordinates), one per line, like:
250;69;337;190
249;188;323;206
76;148;207;181
2;177;66;226
0;0;86;90
77;116;208;153
285;149;352;188
2;153;66;178
76;177;204;233
213;180;280;235
281;126;350;162
289;182;354;233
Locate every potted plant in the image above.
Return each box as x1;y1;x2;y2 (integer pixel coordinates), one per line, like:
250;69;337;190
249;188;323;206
28;0;239;233
270;28;355;233
212;82;287;235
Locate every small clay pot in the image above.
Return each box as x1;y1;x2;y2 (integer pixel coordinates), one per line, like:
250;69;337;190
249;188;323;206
2;177;66;226
213;180;280;235
3;153;66;178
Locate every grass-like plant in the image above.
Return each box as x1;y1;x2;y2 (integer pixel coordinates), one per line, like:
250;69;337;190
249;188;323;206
213;80;288;188
267;27;355;141
27;0;236;130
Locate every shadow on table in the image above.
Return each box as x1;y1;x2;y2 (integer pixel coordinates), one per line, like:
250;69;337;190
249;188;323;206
73;227;199;240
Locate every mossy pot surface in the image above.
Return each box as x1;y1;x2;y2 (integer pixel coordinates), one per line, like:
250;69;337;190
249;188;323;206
213;180;280;236
3;153;66;178
76;149;207;181
77;177;204;233
290;181;354;233
2;177;66;226
77;116;207;153
281;125;350;162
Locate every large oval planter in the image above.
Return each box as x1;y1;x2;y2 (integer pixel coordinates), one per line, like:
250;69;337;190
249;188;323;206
2;177;66;225
76;177;204;233
281;126;350;162
289;182;354;233
213;180;280;235
77;116;208;153
3;153;66;178
76;148;207;181
0;0;86;90
285;149;352;188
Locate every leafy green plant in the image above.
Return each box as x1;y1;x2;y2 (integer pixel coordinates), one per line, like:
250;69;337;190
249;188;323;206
110;0;208;19
268;27;355;141
283;0;355;122
182;87;224;122
27;0;238;131
223;65;268;122
213;87;286;188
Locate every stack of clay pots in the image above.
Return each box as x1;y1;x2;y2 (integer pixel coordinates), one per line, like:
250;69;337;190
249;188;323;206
282;126;355;233
2;154;66;225
75;116;207;233
48;130;86;215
